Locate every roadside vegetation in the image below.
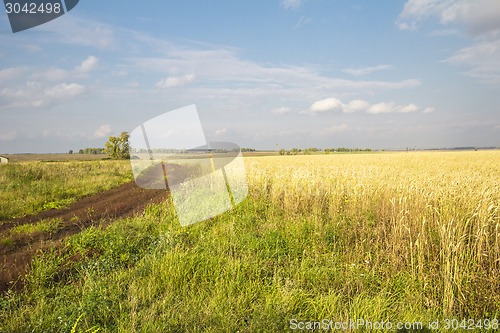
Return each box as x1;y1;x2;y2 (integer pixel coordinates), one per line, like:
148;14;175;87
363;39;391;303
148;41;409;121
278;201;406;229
0;160;132;220
0;151;498;332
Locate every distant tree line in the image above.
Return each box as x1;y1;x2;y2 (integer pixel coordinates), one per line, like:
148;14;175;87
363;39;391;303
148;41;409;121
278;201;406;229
77;148;106;154
279;147;372;155
69;132;130;159
325;147;372;153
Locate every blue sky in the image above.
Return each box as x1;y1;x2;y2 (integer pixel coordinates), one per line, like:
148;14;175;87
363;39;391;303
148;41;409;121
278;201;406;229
1;0;499;153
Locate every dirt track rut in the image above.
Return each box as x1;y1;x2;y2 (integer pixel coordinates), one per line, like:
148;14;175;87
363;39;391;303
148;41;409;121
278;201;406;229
0;182;168;292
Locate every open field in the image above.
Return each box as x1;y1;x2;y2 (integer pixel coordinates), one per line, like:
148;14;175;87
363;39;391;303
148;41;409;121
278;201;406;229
0;151;499;332
0;160;132;220
0;154;111;163
1;152;279;162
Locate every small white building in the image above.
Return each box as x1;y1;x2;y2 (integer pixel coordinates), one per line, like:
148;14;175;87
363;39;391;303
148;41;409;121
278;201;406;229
0;156;9;164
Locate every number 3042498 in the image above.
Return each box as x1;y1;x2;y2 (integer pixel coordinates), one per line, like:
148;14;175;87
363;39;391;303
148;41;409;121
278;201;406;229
5;2;62;14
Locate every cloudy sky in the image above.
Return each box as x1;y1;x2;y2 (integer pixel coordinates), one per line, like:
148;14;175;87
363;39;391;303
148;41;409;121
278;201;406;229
1;0;499;153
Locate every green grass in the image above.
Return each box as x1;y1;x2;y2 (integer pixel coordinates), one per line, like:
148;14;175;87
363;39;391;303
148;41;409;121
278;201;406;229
0;200;445;332
0;160;132;220
9;218;63;236
0;152;498;332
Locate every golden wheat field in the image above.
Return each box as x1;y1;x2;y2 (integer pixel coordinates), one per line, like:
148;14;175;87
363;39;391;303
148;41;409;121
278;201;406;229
244;151;500;317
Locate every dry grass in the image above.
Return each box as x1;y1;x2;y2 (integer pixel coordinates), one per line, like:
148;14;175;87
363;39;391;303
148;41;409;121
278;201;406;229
245;151;500;317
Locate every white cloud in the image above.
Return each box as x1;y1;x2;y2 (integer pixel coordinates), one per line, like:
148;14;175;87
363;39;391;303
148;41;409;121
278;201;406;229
343;99;370;113
367;102;398;114
428;28;459;37
33;68;69;81
445;38;500;84
25;56;99;83
76;56;99;73
214;128;227;136
29;56;100;82
306;97;429;115
94;124;112;139
0;82;86;109
398;21;417;31
398;0;500;36
367;102;421;114
273;106;293;114
45;83;86;98
20;44;42;53
400;103;419;113
1;86;44;109
398;0;500;85
309;98;343;113
127;38;421;102
422;107;435;113
0;67;25;81
38;17;115;49
156;74;195;88
342;64;391;77
281;0;303;10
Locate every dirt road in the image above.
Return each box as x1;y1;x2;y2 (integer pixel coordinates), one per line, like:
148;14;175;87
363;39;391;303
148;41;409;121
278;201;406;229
0;182;168;292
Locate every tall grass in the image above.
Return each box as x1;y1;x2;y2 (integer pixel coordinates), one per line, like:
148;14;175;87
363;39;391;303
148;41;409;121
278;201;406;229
0;161;132;220
0;151;498;332
248;152;499;318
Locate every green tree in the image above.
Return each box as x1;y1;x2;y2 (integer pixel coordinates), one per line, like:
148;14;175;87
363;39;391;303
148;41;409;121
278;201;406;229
104;132;130;159
68;150;73;154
